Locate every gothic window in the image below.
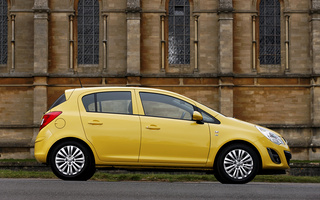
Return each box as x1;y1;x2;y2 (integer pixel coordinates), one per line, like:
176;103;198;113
168;0;190;65
0;0;8;65
77;0;99;65
259;0;281;65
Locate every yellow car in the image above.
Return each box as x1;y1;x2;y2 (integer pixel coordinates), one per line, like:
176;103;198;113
34;87;291;184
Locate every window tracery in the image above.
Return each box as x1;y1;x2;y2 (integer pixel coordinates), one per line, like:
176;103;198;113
259;0;281;65
0;0;8;65
168;0;190;65
77;0;99;65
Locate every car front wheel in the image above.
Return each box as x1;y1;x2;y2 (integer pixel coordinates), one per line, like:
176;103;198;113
215;144;259;184
50;141;95;181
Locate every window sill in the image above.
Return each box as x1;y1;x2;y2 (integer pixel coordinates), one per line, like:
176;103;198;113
78;64;99;68
169;64;191;68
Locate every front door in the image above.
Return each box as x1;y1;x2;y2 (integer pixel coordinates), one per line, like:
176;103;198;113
138;92;210;164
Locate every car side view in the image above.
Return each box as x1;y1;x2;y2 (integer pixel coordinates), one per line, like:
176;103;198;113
34;87;291;184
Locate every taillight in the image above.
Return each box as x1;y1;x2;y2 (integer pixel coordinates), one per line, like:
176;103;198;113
39;111;62;131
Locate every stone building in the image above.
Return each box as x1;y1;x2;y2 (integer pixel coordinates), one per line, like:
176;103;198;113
0;0;319;160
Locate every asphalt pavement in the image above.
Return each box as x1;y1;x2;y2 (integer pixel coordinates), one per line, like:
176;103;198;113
0;178;319;200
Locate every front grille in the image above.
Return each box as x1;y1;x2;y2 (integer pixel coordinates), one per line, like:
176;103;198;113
267;148;281;164
284;151;292;165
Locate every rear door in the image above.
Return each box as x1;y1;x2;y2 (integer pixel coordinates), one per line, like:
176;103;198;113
79;89;141;162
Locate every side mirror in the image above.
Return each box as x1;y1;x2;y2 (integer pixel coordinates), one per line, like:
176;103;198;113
193;111;203;124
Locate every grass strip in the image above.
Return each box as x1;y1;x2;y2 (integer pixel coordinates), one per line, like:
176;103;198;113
91;172;217;182
0;170;56;179
0;159;38;162
0;169;320;183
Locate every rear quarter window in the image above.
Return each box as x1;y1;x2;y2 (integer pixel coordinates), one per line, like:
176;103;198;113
49;94;66;110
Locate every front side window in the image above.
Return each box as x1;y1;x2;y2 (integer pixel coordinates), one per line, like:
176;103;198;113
197;108;220;124
168;0;190;65
77;0;99;65
0;0;8;65
140;92;194;120
259;0;281;65
82;92;132;115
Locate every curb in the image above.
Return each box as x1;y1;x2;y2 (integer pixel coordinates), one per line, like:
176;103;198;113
288;163;320;176
0;161;50;171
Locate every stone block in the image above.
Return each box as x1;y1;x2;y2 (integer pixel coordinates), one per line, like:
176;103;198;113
234;87;310;125
127;18;141;75
0;87;33;125
0;128;34;149
49;13;69;73
141;13;161;74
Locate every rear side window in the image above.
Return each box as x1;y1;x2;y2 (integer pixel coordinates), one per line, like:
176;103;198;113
49;94;66;110
82;91;132;115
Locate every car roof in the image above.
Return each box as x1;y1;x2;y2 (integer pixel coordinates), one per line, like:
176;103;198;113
69;86;160;92
66;87;193;101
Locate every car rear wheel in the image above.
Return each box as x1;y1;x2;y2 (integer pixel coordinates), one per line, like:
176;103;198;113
214;144;259;184
50;141;95;181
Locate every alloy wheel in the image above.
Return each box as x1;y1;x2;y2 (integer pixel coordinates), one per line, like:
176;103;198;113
55;145;86;176
223;149;254;180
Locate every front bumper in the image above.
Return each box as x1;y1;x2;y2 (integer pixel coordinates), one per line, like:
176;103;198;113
256;135;291;170
284;150;292;165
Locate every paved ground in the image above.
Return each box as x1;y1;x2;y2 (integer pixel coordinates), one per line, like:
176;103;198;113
0;179;320;200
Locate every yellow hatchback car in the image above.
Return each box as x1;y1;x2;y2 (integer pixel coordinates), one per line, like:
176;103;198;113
34;87;291;184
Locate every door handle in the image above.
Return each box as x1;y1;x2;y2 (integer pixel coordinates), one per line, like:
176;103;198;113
88;120;103;125
146;125;160;130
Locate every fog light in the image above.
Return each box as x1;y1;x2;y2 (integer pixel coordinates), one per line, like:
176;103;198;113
267;148;281;164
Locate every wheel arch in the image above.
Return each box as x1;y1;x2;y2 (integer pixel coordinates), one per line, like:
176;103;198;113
213;140;262;172
47;137;95;166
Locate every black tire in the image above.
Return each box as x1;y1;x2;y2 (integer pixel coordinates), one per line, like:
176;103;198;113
49;141;95;181
214;144;259;184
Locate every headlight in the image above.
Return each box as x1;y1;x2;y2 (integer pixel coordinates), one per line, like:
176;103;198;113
256;126;284;145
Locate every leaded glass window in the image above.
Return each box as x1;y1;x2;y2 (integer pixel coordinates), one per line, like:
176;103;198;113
168;0;190;65
77;0;99;65
0;0;8;65
259;0;281;65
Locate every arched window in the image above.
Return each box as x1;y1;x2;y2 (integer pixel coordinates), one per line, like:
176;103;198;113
259;0;281;65
168;0;190;65
0;0;8;65
77;0;99;65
